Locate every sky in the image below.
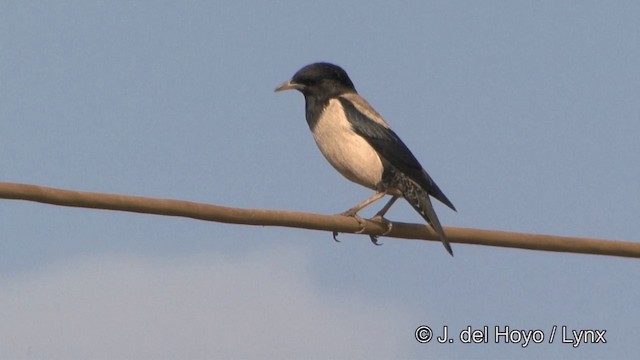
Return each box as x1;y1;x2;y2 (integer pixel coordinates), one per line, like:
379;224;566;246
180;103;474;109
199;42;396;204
1;1;639;359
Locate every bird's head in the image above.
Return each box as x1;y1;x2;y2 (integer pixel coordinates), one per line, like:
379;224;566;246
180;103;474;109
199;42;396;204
275;62;356;99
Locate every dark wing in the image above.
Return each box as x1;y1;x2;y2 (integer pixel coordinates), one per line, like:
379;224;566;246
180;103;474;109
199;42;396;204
338;96;456;211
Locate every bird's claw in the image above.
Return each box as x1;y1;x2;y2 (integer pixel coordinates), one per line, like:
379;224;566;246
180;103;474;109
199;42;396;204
371;215;393;236
334;210;391;246
367;215;393;246
332;210;367;243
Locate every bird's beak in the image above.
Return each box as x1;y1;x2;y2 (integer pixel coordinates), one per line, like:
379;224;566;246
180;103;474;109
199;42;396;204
274;80;301;92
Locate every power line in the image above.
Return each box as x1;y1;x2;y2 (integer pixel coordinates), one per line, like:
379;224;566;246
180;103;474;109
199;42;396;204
1;182;638;259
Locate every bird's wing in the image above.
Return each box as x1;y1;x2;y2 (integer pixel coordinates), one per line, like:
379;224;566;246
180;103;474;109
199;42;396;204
338;95;456;211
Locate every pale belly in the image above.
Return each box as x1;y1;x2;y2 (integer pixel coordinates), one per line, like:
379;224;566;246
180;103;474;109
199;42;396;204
311;100;383;190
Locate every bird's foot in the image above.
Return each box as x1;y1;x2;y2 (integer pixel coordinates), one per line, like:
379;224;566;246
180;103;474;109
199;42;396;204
371;215;394;236
338;211;367;234
367;215;393;246
332;209;368;243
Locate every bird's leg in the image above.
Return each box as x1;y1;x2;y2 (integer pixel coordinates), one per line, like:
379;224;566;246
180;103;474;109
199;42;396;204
341;191;386;234
368;195;399;245
340;191;387;217
372;195;399;219
333;192;386;242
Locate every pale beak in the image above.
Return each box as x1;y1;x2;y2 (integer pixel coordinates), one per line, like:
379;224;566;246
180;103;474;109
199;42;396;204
274;80;302;92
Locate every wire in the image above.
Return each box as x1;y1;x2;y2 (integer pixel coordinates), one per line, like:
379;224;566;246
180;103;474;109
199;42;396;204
1;182;638;259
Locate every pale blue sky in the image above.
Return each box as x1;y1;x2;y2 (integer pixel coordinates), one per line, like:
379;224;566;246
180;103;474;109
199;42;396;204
2;1;639;359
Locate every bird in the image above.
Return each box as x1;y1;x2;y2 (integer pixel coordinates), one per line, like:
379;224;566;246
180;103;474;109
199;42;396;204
275;62;456;255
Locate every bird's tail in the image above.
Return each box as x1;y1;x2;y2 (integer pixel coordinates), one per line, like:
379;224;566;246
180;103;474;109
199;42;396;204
403;185;453;256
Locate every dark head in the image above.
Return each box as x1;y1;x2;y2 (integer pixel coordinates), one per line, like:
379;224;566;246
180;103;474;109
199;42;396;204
275;62;357;99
